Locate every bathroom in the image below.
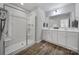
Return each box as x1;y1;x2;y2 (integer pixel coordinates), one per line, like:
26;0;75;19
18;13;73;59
0;3;79;55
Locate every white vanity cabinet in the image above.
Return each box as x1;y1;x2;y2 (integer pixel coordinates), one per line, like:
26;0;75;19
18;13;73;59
42;29;58;44
42;28;79;52
58;31;66;46
42;30;47;40
42;30;51;42
66;32;79;51
51;30;58;44
47;30;52;42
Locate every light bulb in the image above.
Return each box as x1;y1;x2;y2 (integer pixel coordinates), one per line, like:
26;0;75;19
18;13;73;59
21;3;24;5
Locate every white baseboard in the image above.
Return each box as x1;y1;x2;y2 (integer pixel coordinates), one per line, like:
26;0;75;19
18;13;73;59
9;46;27;55
5;39;42;55
5;40;26;55
36;40;41;43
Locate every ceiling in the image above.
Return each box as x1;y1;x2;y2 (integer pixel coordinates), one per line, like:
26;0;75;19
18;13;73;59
11;3;71;12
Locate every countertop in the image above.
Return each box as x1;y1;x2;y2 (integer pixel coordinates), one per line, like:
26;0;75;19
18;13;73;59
42;28;79;32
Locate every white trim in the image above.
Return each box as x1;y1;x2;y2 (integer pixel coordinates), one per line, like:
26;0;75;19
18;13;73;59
5;40;26;55
36;40;41;43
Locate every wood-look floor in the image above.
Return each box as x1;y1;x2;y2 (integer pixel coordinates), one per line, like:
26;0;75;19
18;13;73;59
16;40;78;55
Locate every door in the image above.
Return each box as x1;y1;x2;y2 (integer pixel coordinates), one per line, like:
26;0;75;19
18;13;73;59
27;12;36;46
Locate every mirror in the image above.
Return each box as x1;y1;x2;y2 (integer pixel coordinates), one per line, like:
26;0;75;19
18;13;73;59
48;13;71;29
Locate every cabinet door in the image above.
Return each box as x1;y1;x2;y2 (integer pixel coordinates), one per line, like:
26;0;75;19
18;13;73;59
42;30;51;42
48;30;52;42
67;32;79;50
42;30;47;40
52;30;58;44
58;31;66;46
46;30;52;42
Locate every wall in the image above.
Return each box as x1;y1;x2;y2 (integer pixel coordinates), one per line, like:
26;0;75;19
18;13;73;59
75;3;79;28
75;3;79;18
35;8;45;42
0;3;3;8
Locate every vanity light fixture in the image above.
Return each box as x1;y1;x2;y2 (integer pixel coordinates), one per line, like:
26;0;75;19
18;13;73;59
54;8;63;15
53;9;60;15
